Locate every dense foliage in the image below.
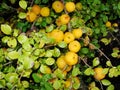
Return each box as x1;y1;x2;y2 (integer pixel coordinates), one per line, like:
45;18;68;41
0;0;120;90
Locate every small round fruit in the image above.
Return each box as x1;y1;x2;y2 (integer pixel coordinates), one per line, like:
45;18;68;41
72;28;83;39
94;67;106;81
105;21;111;28
64;32;75;43
50;29;64;43
68;40;81;52
31;4;41;15
75;2;82;10
112;23;118;27
56;55;67;69
65;79;72;88
52;1;64;13
60;14;70;25
65;2;75;12
55;17;62;26
40;7;50;17
65;51;78;65
26;11;37;22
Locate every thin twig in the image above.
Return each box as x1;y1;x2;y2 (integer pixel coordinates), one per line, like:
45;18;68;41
3;61;12;66
89;43;114;67
99;81;104;90
108;31;120;45
79;56;91;68
30;0;34;7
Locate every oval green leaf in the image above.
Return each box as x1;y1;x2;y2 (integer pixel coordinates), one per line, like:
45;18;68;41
101;79;111;86
1;24;12;35
19;0;27;10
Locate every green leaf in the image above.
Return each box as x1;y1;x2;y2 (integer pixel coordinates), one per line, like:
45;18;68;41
7;51;19;60
53;80;61;90
1;24;12;35
42;0;49;4
84;68;94;76
0;79;6;88
101;79;111;86
118;2;120;10
53;48;61;57
54;69;65;79
107;84;114;90
81;48;89;54
46;24;54;32
5;73;18;83
22;80;29;88
91;11;96;17
111;52;118;58
103;68;109;74
91;87;100;90
45;50;53;57
32;73;41;83
102;15;108;22
18;12;26;19
45;57;55;65
9;0;16;4
44;82;53;90
73;82;80;89
100;38;111;45
93;57;100;66
106;61;112;67
19;0;27;10
72;66;81;76
57;41;67;48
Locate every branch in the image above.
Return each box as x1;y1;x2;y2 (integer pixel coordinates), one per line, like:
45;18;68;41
89;43;114;67
79;56;92;68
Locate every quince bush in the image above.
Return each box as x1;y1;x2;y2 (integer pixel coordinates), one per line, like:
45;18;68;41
0;0;120;90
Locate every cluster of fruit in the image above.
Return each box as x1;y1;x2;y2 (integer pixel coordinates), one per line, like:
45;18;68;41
26;4;50;22
1;0;118;90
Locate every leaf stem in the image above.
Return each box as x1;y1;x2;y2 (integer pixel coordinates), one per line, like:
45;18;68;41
99;81;104;90
108;31;120;45
3;61;12;66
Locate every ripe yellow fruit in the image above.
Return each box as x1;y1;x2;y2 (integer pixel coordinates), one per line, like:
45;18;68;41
40;7;50;17
64;32;75;43
55;17;62;26
72;28;83;39
26;11;37;22
94;67;106;81
105;21;111;27
50;29;64;43
64;79;71;88
31;4;41;15
52;1;64;13
60;14;70;25
65;51;78;65
56;55;67;69
112;23;118;27
75;2;82;10
68;40;81;52
65;2;75;12
65;77;80;88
